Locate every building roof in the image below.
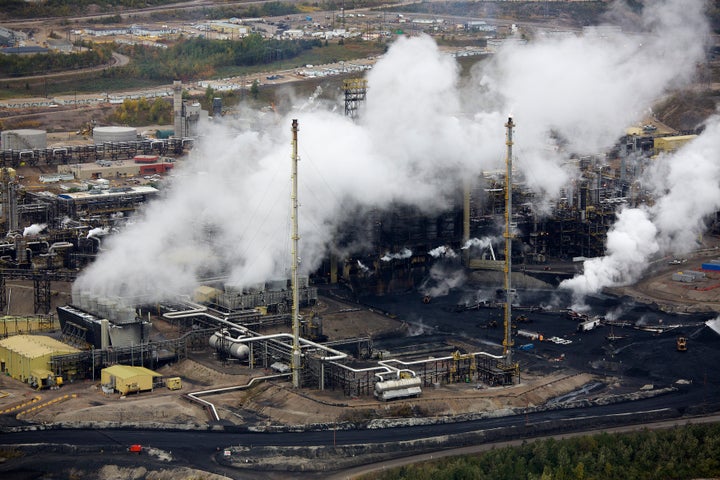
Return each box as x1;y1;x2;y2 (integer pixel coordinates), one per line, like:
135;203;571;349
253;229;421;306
0;334;79;358
1;46;49;55
102;364;161;379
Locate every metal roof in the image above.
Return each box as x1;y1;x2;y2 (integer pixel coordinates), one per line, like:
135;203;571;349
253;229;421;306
102;365;161;379
0;335;79;358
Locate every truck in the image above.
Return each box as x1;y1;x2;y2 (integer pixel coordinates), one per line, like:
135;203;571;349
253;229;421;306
577;317;601;332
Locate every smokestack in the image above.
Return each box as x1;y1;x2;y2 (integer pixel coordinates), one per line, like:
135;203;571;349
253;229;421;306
173;80;183;138
291;119;302;389
503;116;515;366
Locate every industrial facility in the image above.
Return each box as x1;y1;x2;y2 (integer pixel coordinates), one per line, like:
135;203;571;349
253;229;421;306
0;37;712;407
0;80;708;401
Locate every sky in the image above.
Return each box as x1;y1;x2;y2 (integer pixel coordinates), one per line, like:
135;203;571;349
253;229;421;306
72;0;713;307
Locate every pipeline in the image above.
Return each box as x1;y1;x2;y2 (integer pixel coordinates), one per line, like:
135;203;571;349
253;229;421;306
185;373;291;421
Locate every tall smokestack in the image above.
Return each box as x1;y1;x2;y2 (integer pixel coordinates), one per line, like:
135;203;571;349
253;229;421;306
173;80;183;138
503;116;515;366
291;119;302;389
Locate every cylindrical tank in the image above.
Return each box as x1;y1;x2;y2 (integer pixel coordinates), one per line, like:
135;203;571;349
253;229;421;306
92;126;137;144
1;129;47;150
374;376;422;393
208;331;249;360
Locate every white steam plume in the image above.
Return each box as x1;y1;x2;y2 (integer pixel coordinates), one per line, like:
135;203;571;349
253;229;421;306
357;260;370;273
420;263;467;298
469;0;708;199
381;248;413;262
563;113;720;298
461;237;496;251
23;223;47;237
561;207;659;296
73;0;709;303
87;227;110;238
429;245;457;258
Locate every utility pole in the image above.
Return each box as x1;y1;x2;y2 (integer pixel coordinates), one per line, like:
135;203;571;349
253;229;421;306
290;119;302;388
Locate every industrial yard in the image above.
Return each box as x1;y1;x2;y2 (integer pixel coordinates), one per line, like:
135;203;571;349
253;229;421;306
1;1;720;479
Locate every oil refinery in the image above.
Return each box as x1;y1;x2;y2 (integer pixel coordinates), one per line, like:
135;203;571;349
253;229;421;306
1;1;720;476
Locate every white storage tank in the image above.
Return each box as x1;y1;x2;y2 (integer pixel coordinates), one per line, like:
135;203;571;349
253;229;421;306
92;126;137;144
208;331;250;360
1;129;47;150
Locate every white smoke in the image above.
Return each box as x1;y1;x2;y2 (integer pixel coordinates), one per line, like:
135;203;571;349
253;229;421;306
469;0;708;199
381;248;413;262
563;113;720;298
420;263;467;298
428;245;457;258
561;207;659;297
23;223;47;236
461;237;496;251
73;0;709;303
87;227;110;239
357;260;370;273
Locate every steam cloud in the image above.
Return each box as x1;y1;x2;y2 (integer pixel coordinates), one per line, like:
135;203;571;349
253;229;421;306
74;0;710;304
23;223;47;237
429;245;457;258
381;248;413;262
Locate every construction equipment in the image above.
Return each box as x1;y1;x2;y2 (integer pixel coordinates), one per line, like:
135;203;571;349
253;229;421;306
165;377;182;390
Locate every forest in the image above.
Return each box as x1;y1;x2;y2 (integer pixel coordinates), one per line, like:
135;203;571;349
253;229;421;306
362;423;720;480
110;36;323;82
0;46;112;78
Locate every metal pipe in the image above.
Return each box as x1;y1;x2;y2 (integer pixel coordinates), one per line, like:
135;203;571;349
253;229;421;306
186;373;291;422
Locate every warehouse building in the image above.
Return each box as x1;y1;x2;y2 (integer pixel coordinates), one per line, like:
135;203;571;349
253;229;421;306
0;335;79;385
100;365;162;395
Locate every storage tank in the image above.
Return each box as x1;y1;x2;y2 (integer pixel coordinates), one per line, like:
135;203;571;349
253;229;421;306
1;129;47;150
374;376;422;401
92;126;137;144
208;330;250;360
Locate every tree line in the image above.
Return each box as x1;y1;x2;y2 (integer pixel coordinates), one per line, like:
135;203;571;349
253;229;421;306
108;97;171;127
363;423;720;480
0;46;112;78
110;36;323;82
1;0;177;19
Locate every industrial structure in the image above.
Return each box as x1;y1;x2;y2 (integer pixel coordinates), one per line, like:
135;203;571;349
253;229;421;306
0;82;706;399
100;365;162;395
0;334;78;387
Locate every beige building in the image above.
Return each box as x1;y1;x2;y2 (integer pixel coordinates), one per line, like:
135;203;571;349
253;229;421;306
101;365;162;395
0;334;79;384
58;159;140;180
654;135;698;155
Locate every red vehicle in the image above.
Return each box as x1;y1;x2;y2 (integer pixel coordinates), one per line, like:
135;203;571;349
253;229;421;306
128;444;143;454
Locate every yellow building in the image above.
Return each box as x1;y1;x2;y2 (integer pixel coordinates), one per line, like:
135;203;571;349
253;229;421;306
654;135;697;155
101;365;162;395
0;315;58;337
0;335;79;384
